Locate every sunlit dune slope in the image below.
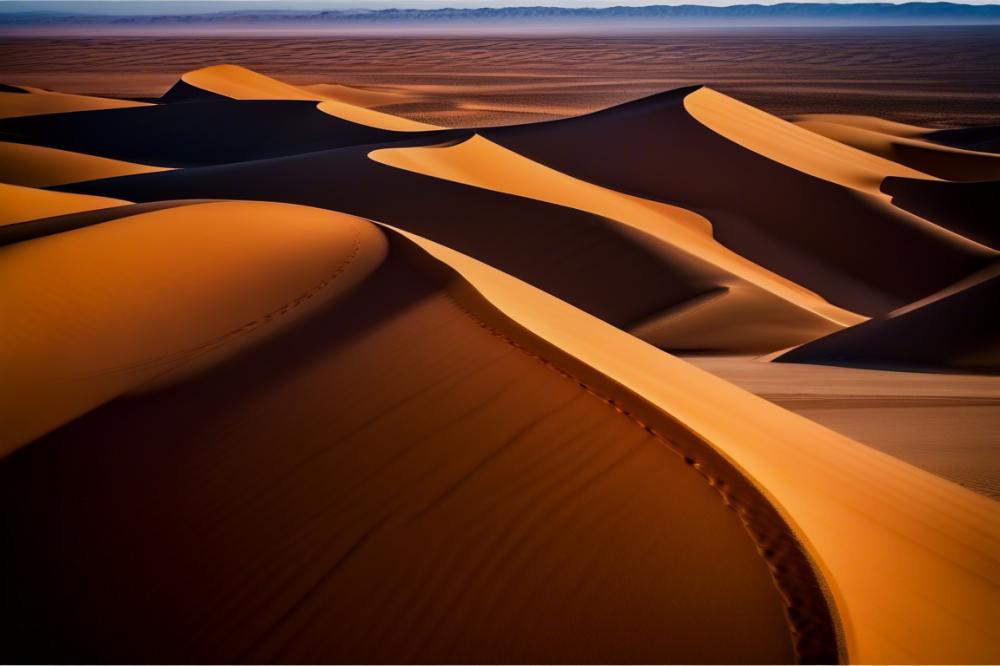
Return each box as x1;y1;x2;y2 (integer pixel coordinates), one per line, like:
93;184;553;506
0;140;168;187
487;86;994;315
372;134;862;351
165;64;440;132
0;84;148;120
394;228;1000;665
0;182;129;226
0;98;447;167
881;177;999;250
793;115;1000;182
0;201;386;450
0;220;831;664
778;263;1000;373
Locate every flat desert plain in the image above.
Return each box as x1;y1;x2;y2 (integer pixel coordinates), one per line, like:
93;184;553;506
0;28;998;665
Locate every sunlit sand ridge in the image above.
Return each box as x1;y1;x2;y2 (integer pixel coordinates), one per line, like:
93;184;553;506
1;63;997;664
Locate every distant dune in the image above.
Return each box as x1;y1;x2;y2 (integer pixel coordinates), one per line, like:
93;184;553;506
1;62;998;664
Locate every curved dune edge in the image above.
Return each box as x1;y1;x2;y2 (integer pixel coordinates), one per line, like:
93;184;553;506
777;263;1000;374
370;134;863;350
793;118;1000;182
0;85;149;120
0;200;387;452
0;140;169;188
179;64;441;132
0;182;131;226
392;225;1000;665
683;87;934;194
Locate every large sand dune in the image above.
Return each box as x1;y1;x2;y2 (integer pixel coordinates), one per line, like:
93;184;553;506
486;86;994;315
2;61;998;664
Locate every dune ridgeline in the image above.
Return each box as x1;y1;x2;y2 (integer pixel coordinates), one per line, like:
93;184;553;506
1;64;998;664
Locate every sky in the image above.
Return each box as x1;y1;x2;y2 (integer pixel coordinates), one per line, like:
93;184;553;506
3;0;997;16
8;0;999;6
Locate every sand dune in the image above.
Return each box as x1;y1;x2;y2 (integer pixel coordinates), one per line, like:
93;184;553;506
0;140;168;188
0;200;386;451
6;205;997;663
1;214;828;664
372;134;861;351
793;114;1000;182
0;84;148;119
0;182;130;226
778;263;1000;373
487;86;994;315
62;142;765;351
398;225;1000;665
164;64;441;131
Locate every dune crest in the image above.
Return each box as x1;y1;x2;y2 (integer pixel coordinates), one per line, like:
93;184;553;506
175;64;441;132
683;87;933;194
0;201;386;452
0;182;130;226
0;84;149;119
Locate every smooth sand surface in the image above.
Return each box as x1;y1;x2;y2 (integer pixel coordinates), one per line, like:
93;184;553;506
0;140;168;187
372;134;861;352
0;200;387;451
0;182;130;226
686;355;1000;500
175;64;441;131
0;84;148;119
1;223;818;664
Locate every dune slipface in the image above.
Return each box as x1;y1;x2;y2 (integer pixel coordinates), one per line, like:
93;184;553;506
2;62;999;666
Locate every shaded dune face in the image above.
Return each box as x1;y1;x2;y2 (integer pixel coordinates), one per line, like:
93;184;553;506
778;264;1000;373
881;177;1000;250
0;232;836;664
0;100;452;167
485;88;993;315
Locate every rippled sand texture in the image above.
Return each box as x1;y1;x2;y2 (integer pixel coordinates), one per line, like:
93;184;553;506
1;27;1000;126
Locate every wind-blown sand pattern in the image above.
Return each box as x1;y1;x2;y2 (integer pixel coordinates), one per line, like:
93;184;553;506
1;61;998;664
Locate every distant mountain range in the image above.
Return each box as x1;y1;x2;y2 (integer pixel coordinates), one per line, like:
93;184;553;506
3;2;1000;28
